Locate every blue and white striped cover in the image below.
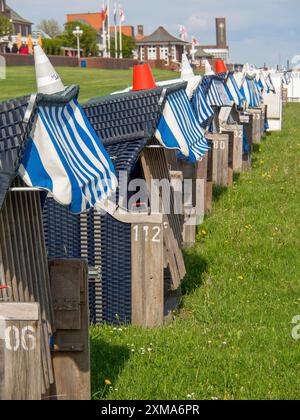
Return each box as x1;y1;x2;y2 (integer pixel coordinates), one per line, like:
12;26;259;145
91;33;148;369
202;76;233;107
156;90;209;162
283;72;292;86
269;75;276;93
254;79;263;103
192;85;214;125
240;78;261;108
207;79;232;107
227;73;246;108
19;99;118;214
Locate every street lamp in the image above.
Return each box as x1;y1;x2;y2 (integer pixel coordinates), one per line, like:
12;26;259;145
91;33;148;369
72;26;83;60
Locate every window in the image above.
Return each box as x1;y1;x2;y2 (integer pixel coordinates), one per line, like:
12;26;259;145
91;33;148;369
172;46;177;61
160;46;169;61
140;46;145;61
148;46;157;60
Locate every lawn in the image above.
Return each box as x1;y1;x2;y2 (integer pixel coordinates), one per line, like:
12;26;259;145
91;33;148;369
91;103;300;400
0;66;176;103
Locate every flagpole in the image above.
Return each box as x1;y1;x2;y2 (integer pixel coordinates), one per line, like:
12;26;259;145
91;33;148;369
102;2;107;57
119;4;123;59
102;19;107;57
191;37;196;63
114;4;118;58
107;0;111;58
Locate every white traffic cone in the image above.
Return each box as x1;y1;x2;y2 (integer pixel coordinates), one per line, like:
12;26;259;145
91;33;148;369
204;59;214;76
181;53;194;81
34;45;65;95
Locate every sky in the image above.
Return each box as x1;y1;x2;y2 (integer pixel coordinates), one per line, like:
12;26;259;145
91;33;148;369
8;0;300;66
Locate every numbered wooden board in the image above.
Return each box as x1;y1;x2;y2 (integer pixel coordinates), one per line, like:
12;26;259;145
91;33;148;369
131;223;164;328
222;125;244;173
247;109;262;144
206;133;230;188
0;303;41;400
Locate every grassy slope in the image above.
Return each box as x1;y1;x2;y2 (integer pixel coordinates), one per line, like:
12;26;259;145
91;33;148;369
0;66;176;102
91;104;300;400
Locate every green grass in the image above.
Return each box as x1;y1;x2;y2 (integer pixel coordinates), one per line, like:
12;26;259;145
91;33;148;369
91;104;300;400
0;66;176;103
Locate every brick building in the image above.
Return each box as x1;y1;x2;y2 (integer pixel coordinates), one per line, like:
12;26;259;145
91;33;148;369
136;26;188;63
0;0;32;38
197;18;230;63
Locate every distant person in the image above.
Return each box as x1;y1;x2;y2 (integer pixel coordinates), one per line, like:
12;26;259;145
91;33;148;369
20;45;29;55
5;45;11;54
12;44;19;54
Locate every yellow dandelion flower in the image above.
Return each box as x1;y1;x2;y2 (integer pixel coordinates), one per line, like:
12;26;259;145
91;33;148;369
105;379;112;386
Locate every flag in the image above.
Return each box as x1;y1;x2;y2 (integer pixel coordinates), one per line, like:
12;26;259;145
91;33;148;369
114;3;117;25
119;4;125;23
102;2;108;21
192;36;198;47
180;26;187;42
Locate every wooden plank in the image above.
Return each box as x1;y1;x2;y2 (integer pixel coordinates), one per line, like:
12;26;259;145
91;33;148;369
140;148;186;287
131;223;164;327
114;212;163;225
51;262;81;331
207;133;230;187
0;303;41;400
0;185;54;395
0;303;39;321
247;109;262;144
222;125;243;172
205;182;213;214
50;260;91;401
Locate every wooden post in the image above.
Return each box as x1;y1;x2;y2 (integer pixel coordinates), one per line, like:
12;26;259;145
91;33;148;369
282;88;288;106
0;303;41;400
260;106;266;135
239;113;253;171
222;124;244;173
49;260;91;401
206;133;230;187
131;222;164;328
177;160;197;247
247;109;262;144
205;148;213;213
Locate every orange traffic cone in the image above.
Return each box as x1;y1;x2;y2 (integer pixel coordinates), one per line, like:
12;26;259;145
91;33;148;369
133;63;157;91
215;59;228;74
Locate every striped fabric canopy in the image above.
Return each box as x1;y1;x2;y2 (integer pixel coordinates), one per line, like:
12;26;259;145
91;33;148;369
254;79;263;102
240;78;261;108
283;72;292;86
192;85;214;125
227;73;246;108
201;76;233;107
156;90;209;162
266;74;276;93
19;98;118;214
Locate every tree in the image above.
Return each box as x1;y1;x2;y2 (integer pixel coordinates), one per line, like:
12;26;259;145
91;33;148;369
37;19;62;38
0;15;13;37
42;38;64;56
110;34;136;59
59;21;98;56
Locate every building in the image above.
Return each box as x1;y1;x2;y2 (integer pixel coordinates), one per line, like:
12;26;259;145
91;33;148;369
196;17;230;63
0;0;32;38
67;12;103;32
66;13;134;37
136;26;188;63
192;47;213;66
